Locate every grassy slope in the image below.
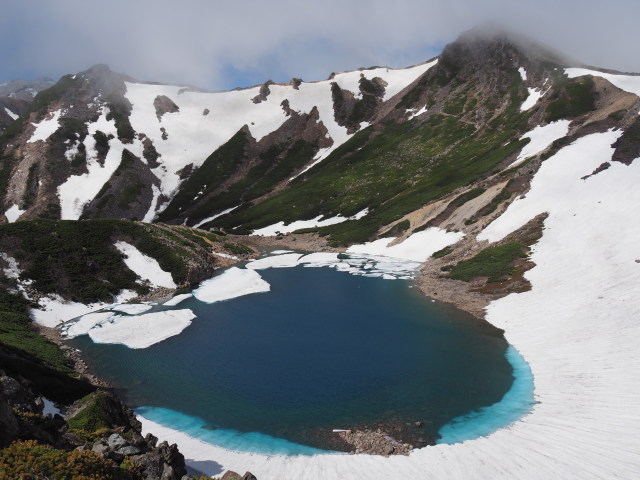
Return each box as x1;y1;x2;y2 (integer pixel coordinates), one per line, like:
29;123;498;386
0;288;94;403
0;219;219;303
218;105;530;244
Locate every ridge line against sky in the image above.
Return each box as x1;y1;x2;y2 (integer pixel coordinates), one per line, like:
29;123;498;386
1;0;639;91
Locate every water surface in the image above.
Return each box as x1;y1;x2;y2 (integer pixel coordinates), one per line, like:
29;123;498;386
70;264;519;453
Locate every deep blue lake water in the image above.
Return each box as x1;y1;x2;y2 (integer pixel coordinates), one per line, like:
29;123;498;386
70;263;532;453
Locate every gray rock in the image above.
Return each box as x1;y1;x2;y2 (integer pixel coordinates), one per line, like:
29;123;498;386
107;432;128;450
92;441;110;456
118;445;142;455
221;472;242;480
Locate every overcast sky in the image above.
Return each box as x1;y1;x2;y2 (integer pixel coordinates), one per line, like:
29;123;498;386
1;0;639;90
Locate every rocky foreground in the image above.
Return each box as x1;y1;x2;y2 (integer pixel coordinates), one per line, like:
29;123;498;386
0;369;257;479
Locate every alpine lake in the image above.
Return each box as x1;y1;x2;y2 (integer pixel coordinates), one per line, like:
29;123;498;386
68;254;534;455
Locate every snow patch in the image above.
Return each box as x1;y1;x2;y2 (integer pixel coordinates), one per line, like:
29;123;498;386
408;105;428;119
3;107;18;120
0;253;21;279
114;241;176;289
64;141;80;161
212;251;239;260
27;110;61;143
484;129;622;241
64;311;116;339
4;204;25;223
163;293;192;306
143;185;162;222
252;209;368;236
109;303;153;315
193;267;270;303
520;88;543;111
518;67;527;81
347;227;464;262
508;120;571;168
42;398;61;417
88;309;196;349
192;205;239;228
30;295;107;328
246;253;303;270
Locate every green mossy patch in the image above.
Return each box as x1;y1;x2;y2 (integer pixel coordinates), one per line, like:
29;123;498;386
443;242;527;282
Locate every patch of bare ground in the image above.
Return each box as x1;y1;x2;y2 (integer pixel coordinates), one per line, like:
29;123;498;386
337;429;413;456
227;232;345;255
418;213;547;319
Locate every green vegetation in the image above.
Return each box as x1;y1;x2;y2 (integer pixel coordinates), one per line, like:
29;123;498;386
158;129;249;222
94;130;111;162
545;76;596;122
432;245;454;259
0;290;70;375
223;242;253;255
608;109;626;121
218;101;529;245
443;93;467;115
0;219;193;303
0;288;93;402
21;163;39;209
52;117;89;142
159;127;320;228
31;75;76;115
476;183;512;217
105;95;135;143
381;219;410;237
0;440;137;480
67;392;115;432
443;242;527;282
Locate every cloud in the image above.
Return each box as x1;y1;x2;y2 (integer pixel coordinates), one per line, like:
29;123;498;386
1;0;639;90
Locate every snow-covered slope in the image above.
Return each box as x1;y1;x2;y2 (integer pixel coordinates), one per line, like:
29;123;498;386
124;61;436;217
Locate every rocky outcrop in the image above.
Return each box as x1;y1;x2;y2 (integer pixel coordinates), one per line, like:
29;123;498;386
337;429;413;456
0;378;193;480
154;95;180;121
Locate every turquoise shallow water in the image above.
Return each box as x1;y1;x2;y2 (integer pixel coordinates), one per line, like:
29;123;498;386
70;263;534;453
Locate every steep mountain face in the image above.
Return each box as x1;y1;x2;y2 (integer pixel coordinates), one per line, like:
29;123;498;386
0;30;639;249
0;60;433;228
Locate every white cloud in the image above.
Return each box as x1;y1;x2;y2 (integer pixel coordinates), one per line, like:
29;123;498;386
0;0;639;90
